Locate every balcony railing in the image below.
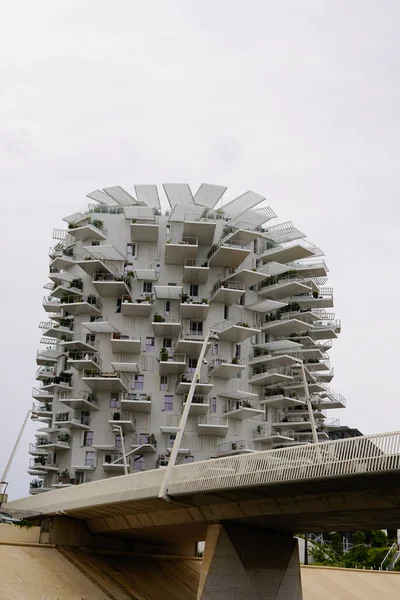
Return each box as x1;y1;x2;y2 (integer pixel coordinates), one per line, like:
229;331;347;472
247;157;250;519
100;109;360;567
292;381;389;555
184;258;209;267
210;280;245;296
120;392;151;403
103;453;125;464
168;236;198;246
55;412;91;426
159;353;186;363
36;366;55;378
30;479;45;490
208;356;245;373
223;399;255;413
59;390;99;407
217;439;262;455
152;314;181;324
251;365;293;377
253;425;294;440
177;373;210;385
93;272;132;289
83;370;129;388
32;401;52;413
207;239;251;260
109;411;137;426
67;351;102;367
59;294;102;309
68;219;107;236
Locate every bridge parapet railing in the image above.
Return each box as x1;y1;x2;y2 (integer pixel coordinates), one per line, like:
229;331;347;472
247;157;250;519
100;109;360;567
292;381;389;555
167;431;400;495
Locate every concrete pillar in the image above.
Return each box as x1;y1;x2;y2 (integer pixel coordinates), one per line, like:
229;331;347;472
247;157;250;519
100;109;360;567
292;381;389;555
198;524;302;600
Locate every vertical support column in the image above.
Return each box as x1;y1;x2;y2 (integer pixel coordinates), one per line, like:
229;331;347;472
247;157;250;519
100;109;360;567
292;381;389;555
198;524;302;600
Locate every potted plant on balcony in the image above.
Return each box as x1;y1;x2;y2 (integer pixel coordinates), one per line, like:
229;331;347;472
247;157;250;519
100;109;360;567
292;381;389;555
201;298;208;304
60;469;70;484
112;332;121;340
256;425;262;434
231;357;239;365
153;313;165;323
160;348;169;362
231;442;238;450
181;293;189;303
92;219;103;230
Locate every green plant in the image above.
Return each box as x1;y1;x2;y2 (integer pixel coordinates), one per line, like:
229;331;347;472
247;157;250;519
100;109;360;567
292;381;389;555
202;298;208;304
153;313;165;323
160;348;169;361
131;219;137;223
312;291;319;298
92;219;103;230
231;357;239;365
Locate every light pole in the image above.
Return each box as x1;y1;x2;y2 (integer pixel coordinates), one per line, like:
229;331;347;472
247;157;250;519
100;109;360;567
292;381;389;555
290;359;319;446
158;328;219;500
0;409;39;497
112;425;128;475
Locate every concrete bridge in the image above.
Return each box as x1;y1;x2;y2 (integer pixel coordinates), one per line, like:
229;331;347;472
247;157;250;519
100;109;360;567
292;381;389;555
7;431;400;599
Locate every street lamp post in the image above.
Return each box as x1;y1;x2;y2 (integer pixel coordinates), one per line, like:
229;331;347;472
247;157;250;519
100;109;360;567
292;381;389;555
112;425;128;475
158;328;219;500
0;409;38;496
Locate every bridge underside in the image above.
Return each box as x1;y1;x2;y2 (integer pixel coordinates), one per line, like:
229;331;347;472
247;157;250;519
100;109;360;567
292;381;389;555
65;473;400;544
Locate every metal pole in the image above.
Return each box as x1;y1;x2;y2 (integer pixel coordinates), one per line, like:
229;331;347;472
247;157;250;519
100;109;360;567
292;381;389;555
113;425;128;475
0;410;33;494
304;533;309;565
299;361;319;446
159;329;214;500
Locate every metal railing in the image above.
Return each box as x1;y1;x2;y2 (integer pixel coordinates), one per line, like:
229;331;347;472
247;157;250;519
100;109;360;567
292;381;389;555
184;258;209;267
380;543;397;570
102;453;125;465
159;354;186;364
253;425;295;440
210;316;255;333
198;416;228;426
168;236;198;246
224;399;255;412
82;370;129;388
109;412;136;427
258;238;323;257
168;431;400;495
36;366;55;378
32;402;52;413
67;351;102;367
217;439;262;455
55;412;91;426
59;390;99;407
60;334;99;350
211;280;245;296
120;392;151;403
177;373;211;385
208;355;245;373
152;314;181;324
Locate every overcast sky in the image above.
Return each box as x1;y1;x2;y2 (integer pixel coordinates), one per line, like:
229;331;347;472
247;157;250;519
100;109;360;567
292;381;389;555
1;1;398;500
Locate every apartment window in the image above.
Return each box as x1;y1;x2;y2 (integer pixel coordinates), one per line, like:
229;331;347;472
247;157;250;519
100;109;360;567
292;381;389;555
133;455;144;471
85;451;96;467
143;282;152;294
80;411;90;426
145;337;155;352
224;305;229;320
160;376;168;391
86;334;96;346
127;243;136;259
91;241;100;246
210;397;217;413
165;300;171;314
189;284;199;297
163;395;174;411
133;374;144;390
163;337;172;350
234;344;241;359
116;297;121;313
168;434;176;449
110;393;120;409
238;294;244;306
212;343;219;356
190;321;203;335
115;434;122;449
83;431;94;447
187;358;198;373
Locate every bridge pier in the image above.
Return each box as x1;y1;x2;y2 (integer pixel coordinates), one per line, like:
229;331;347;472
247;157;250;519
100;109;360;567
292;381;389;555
198;524;302;600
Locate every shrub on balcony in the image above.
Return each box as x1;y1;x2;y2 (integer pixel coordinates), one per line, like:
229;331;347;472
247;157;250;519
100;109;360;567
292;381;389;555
160;348;169;361
153;313;165;323
92;219;104;230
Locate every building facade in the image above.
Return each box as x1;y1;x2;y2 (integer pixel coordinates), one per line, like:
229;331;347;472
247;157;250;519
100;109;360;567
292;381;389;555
28;184;346;493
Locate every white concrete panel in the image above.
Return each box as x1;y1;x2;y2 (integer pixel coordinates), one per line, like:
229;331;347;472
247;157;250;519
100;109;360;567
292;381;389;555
228;206;276;230
222;190;265;219
169;204;206;222
86;189;118;205
62;212;86;224
194;183;227;209
134;185;161;210
103;186;138;206
123;206;155;220
163;183;194;208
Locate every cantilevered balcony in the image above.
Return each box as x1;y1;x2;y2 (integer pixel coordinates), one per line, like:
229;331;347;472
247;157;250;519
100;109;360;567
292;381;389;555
82;370;129;392
208;356;246;379
259;394;305;409
261;318;310;338
180;297;209;320
110;332;141;354
182;259;210;284
182;395;210;415
257;274;313;300
58;294;102;316
151;314;182;337
252;425;295;443
286;261;329;279
120;392;152;412
159;353;186;376
154;285;183;300
283;380;326;394
310;320;341;340
31;401;52;420
28;443;48;457
259;240;322;264
48;245;76;270
165;237;198;265
249;365;293;387
121;294;154;317
67;351;101;370
273;416;314;431
39;320;74;341
36;347;62;366
102;453;127;473
108;411;136;432
40;372;73;393
67;219;107;241
110;361;139;373
211;318;260;342
316;368;335;383
52;474;73;488
174;333;211;357
219;266;268;288
217;378;259;401
289;288;334;309
36;366;55;381
176;373;213;396
208;239;251;268
223;399;263;420
32;387;54;402
58;390;99;411
50;279;84;299
54;411;91;430
82;318;117;334
130;218;159;242
319;388;346;409
32;457;59;472
216;439;262;457
248;352;298;369
28;458;48;475
75;256;117;278
36;434;71;451
92;272;131;297
42;296;63;314
60;333;99;353
131;433;157;454
183;220;216;245
196;417;229;437
29;480;52;494
210;280;245;304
